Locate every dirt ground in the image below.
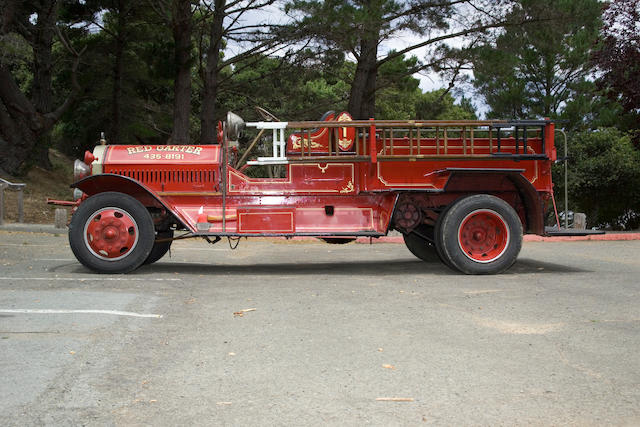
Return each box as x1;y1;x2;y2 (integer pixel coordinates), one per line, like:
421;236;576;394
0;150;74;224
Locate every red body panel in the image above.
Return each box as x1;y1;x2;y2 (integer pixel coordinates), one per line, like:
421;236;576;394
286;112;356;155
103;145;221;194
81;119;555;237
157;193;396;235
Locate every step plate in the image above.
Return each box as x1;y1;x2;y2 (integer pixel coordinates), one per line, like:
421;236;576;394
544;227;606;237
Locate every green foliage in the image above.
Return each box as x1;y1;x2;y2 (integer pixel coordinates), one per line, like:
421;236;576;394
285;0;484;117
54;4;175;157
416;90;477;121
473;0;602;122
375;54;421;119
591;0;640;137
0;33;32;92
214;54;350;122
558;128;640;228
375;54;477;120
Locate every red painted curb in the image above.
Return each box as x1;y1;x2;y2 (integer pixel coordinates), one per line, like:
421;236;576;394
354;233;640;244
270;233;640;244
522;233;640;242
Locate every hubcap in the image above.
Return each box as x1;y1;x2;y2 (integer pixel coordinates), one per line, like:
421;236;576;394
457;209;510;263
83;207;139;261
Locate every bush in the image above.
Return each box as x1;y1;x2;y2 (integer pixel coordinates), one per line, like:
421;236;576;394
558;128;640;229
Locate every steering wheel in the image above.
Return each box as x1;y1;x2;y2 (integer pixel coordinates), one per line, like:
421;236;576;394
255;106;280;122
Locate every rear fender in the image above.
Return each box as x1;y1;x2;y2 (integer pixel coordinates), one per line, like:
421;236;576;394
444;169;544;234
72;174;190;230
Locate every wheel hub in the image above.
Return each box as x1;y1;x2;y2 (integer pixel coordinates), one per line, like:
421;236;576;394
394;202;422;230
458;209;510;263
84;208;139;261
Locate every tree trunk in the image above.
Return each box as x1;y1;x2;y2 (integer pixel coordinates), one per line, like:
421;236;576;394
0;0;64;174
200;0;225;144
30;0;58;169
171;0;193;145
111;0;127;144
348;38;378;120
0;98;39;175
112;38;123;143
0;66;52;175
0;1;81;175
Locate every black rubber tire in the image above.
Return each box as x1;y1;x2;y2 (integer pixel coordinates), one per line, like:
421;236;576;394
403;231;440;263
434;202;457;270
68;192;155;274
437;194;522;275
144;230;174;265
320;237;356;244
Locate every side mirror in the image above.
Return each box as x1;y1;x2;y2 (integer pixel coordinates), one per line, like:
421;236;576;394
226;111;245;141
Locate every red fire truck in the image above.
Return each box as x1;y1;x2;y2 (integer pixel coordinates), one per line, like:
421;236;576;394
55;109;560;275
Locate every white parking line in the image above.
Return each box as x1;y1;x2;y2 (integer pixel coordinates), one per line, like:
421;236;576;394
0;277;182;281
0;244;61;247
0;309;163;318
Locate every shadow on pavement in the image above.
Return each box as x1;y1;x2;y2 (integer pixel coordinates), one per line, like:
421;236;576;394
128;258;588;276
54;257;588;277
509;258;590;274
133;258;452;276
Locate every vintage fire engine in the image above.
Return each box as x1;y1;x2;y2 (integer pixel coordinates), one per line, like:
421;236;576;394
54;109;560;274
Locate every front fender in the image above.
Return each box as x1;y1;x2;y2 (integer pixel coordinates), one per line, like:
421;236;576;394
72;174;190;230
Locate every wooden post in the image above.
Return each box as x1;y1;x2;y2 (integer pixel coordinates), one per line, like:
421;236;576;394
55;208;67;229
0;182;6;226
444;128;448;155
369;119;377;163
17;187;24;223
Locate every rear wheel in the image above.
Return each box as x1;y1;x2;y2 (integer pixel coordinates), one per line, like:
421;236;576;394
434;203;456;269
436;195;522;275
403;226;440;263
69;192;155;273
144;230;174;265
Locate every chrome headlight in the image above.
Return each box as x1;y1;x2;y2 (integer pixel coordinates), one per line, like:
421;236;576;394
74;159;90;181
226;111;245;141
72;188;84;201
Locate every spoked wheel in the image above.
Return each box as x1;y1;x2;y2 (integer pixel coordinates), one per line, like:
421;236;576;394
403;226;440;263
436;195;522;275
69;192;155;273
144;230;174;265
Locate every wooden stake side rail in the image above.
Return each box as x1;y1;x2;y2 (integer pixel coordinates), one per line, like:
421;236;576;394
283;119;550;161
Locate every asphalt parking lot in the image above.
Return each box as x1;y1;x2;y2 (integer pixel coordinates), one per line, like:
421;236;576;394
1;230;639;426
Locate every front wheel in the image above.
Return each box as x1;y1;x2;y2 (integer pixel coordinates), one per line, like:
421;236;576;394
69;192;155;273
436;195;522;275
144;230;174;265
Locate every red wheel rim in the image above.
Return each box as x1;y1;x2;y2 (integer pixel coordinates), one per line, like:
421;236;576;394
83;207;139;261
457;209;510;263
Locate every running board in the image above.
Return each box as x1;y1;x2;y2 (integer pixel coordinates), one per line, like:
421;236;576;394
544;227;605;237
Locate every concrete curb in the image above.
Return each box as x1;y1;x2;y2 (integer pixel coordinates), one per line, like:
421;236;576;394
0;223;67;234
2;223;639;242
